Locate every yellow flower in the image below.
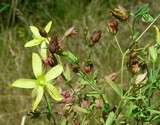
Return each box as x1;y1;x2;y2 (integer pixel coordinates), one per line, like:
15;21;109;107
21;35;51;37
25;21;52;59
12;53;63;112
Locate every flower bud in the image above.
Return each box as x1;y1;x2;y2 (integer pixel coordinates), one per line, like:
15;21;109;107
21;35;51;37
63;104;72;118
39;28;47;37
55;48;68;56
84;27;89;36
49;36;59;53
83;66;91;73
89;30;102;47
131;60;139;74
130;52;139;59
107;18;118;35
65;27;77;37
149;46;157;64
111;5;128;21
107;72;117;81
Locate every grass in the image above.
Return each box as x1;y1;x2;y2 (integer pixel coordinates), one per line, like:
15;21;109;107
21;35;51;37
0;0;160;124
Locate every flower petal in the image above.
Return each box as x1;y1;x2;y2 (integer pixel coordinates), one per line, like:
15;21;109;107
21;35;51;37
24;39;41;47
32;86;44;112
12;79;37;88
32;53;43;78
45;64;63;82
30;26;40;37
154;25;160;46
45;83;62;101
44;21;52;33
40;42;47;59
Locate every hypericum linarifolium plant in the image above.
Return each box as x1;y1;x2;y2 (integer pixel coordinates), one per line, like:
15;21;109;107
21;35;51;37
11;4;160;125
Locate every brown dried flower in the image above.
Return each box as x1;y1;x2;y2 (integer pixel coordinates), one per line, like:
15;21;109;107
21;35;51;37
49;36;59;53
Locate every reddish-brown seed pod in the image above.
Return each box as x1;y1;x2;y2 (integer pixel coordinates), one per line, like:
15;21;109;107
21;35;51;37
83;66;91;73
107;72;117;81
89;30;102;47
130;52;139;59
107;18;118;35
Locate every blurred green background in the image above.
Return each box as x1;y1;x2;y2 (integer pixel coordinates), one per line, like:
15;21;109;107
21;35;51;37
0;0;160;124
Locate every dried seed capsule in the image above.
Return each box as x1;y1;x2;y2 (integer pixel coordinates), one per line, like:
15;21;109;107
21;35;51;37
110;5;128;21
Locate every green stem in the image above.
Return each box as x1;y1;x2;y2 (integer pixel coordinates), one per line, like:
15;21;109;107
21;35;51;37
114;36;123;55
126;20;133;36
135;14;160;43
79;64;107;105
132;18;136;40
114;36;125;84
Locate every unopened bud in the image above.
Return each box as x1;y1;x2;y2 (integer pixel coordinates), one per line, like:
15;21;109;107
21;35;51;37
107;18;118;35
49;36;59;53
131;61;139;74
149;46;157;64
89;30;102;47
39;28;47;37
111;5;128;21
55;48;68;56
83;66;91;73
107;72;117;81
130;52;139;59
84;27;89;36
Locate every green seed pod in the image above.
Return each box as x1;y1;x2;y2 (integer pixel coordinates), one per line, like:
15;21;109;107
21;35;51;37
149;46;157;64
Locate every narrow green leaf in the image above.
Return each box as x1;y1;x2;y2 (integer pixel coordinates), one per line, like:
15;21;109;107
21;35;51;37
81;116;87;125
61;119;66;125
44;21;52;33
105;111;115;125
12;79;37;88
79;79;90;85
32;53;43;78
45;83;62;101
126;103;134;118
24;39;41;47
67;51;79;64
47;112;51;121
134;4;149;17
74;105;89;113
32;86;44;112
45;95;52;111
45;64;63;82
30;26;40;37
105;76;123;97
86;91;99;98
148;109;160;114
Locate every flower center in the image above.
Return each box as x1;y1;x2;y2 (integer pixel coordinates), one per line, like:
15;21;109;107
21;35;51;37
37;76;46;87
